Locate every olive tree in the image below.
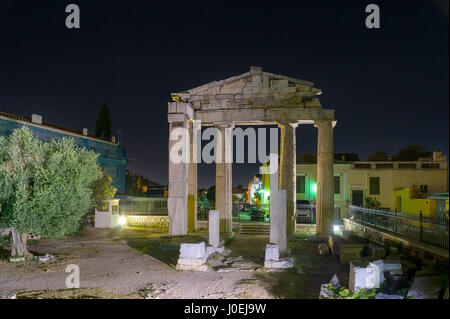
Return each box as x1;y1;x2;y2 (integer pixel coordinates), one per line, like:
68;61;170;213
0;127;102;258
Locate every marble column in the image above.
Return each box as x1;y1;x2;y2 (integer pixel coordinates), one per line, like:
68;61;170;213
269;156;287;255
279;121;298;235
187;121;198;232
168;120;188;235
315;120;335;235
215;123;234;233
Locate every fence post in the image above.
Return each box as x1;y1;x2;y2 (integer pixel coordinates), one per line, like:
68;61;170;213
394;210;397;233
419;211;423;242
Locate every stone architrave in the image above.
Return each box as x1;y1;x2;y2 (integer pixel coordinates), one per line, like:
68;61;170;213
168;67;336;239
209;210;220;247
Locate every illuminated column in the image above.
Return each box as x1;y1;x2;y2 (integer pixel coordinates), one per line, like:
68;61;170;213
215;123;234;233
187;121;199;232
167;102;194;235
315;120;335;235
279;121;298;235
168;119;188;235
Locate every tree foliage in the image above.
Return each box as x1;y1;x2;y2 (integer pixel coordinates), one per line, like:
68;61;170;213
364;196;381;209
95;104;112;139
367;150;388;161
0;127;102;257
90;171;117;211
393;144;431;161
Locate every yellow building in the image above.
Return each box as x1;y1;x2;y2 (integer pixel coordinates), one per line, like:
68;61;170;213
295;155;448;213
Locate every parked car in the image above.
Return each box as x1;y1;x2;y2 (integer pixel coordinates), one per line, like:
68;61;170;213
296;200;312;223
250;208;266;221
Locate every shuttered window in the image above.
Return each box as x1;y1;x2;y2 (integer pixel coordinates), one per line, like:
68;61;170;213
334;176;340;194
296;176;306;193
369;177;380;195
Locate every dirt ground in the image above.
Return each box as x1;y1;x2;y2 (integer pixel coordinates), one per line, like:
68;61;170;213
0;227;349;299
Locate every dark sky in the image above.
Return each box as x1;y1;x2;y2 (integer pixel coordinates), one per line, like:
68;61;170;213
0;0;448;188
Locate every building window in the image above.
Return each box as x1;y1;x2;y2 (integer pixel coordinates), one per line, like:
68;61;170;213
420;185;428;193
334;176;340;194
296;176;306;193
369;177;380;195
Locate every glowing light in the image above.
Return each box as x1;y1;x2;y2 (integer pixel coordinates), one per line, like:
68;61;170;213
119;216;127;226
312;183;317;193
333;225;340;233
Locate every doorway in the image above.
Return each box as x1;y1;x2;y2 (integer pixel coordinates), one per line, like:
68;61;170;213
352;190;364;207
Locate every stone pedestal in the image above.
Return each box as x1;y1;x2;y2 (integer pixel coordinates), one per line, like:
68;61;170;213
315;120;335;235
278;122;297;235
177;242;210;272
209;210;220;247
215;124;233;233
264;244;293;269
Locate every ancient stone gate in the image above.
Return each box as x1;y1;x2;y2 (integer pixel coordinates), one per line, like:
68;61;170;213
167;66;336;236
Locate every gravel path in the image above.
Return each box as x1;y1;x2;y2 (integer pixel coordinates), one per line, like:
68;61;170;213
0;228;272;299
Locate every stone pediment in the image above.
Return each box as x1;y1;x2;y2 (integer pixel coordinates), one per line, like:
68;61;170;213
171;66;323;111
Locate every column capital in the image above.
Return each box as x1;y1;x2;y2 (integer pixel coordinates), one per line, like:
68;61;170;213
314;119;337;128
214;122;235;129
277;120;299;129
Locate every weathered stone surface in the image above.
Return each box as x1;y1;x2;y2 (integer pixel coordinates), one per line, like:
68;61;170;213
264;257;294;269
388;246;399;256
269;162;287;253
265;244;279;261
375;293;403;299
339;244;364;264
315;120;335;235
383;260;402;272
176;263;211;272
349;260;384;292
208;210;220;247
319;284;336;299
318;243;330;255
407;276;442;299
177;257;206;266
330;274;341;288
371;246;386;259
179;242;206;259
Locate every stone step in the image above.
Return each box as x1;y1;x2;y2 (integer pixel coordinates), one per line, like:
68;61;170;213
237;223;270;234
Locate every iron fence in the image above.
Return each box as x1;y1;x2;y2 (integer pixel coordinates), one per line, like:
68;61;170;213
348;205;449;249
118;196;168;216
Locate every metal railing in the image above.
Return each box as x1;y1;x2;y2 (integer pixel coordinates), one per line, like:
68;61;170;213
348;205;449;249
118;196;168;216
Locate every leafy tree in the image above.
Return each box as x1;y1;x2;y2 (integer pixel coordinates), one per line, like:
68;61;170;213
393;144;431;161
0;127;102;259
297;152;317;163
206;185;216;203
198;193;211;219
367;150;388;161
364;197;381;209
90;171;117;211
95;104;112;139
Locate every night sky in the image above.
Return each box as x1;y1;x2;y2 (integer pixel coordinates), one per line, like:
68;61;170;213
0;1;448;188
